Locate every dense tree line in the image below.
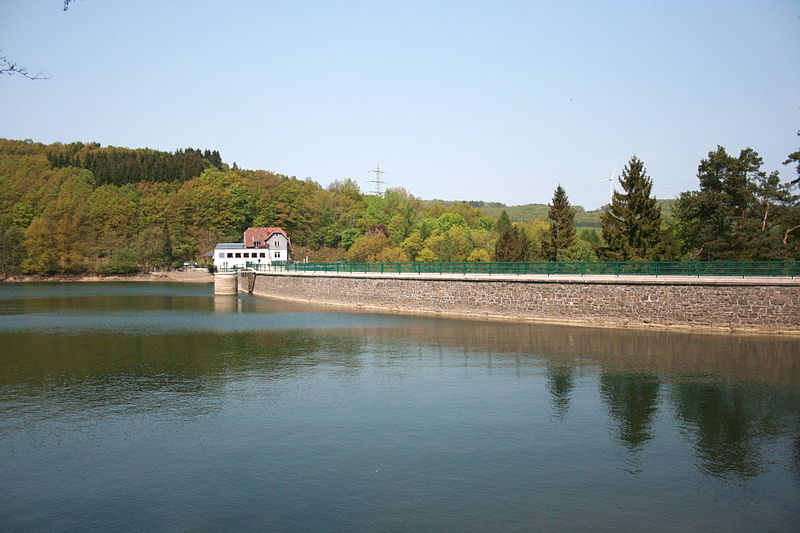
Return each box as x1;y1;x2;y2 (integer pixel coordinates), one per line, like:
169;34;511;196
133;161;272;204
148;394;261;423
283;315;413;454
0;136;797;278
673;147;799;260
46;143;223;186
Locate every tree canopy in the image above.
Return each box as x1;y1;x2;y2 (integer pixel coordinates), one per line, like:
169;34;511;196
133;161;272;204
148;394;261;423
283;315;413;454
542;185;576;261
600;156;664;260
673;147;799;260
0;136;797;278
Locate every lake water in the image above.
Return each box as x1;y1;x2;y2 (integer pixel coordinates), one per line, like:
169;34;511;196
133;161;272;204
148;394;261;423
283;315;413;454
1;282;798;532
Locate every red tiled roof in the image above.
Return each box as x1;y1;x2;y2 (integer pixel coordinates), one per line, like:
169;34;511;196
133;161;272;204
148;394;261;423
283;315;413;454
243;227;289;248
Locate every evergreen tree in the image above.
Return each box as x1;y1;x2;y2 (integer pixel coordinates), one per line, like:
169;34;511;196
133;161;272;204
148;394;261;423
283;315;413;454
0;218;24;278
542;185;576;261
783;131;800;185
782;134;800;245
674;146;799;260
600;156;663;260
160;223;173;267
494;224;530;262
494;210;513;235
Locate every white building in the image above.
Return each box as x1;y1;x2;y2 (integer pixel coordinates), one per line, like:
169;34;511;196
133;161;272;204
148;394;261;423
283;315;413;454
213;227;290;270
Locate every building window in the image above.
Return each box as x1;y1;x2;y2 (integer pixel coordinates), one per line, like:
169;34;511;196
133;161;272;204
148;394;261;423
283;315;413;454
243;253;250;258
260;252;266;258
235;253;241;258
227;253;233;258
274;251;281;258
218;253;224;258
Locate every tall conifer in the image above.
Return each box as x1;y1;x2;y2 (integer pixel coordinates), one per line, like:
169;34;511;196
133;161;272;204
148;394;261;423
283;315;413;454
494;210;513;235
494;225;530;262
674;146;799;260
600;156;662;260
542;185;576;261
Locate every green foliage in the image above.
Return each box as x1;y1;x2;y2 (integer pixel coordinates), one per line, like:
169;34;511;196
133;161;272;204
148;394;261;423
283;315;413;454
494;224;531;262
436;226;473;262
600;156;663;260
4;135;795;274
542;185;577;261
435;212;468;233
97;247;138;275
473;216;494;231
673;146;799;260
375;246;409;263
340;228;361;251
170;223;198;261
345;233;391;262
783;131;800;185
173;170;257;240
494;210;513;234
47;145;222;186
0;217;25;277
400;232;425;261
561;240;598;261
13;201;36;228
467;248;491;262
22;171;94;274
578;227;602;245
388;204;416;244
475;201;610;228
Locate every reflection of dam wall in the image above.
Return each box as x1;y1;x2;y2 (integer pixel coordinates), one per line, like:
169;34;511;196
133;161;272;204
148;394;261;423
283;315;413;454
243;272;800;333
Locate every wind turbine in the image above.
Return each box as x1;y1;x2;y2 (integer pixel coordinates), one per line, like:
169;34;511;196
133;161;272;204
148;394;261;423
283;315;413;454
598;168;616;206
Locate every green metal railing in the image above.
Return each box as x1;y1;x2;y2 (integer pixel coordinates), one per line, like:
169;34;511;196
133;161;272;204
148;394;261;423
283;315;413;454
259;261;799;278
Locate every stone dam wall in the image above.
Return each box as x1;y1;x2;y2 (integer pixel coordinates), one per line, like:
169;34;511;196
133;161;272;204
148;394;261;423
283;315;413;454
238;272;800;333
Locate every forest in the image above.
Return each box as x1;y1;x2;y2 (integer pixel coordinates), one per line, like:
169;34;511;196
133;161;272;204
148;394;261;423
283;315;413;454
0;137;798;277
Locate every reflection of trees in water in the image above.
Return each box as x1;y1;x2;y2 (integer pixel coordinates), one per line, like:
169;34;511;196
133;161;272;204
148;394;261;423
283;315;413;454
356;318;800;480
670;382;800;480
599;373;661;451
4;296;800;483
358;318;800;387
0;329;367;422
593;372;800;482
546;365;575;420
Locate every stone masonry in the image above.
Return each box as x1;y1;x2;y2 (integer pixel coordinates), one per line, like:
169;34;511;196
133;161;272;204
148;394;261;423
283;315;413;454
241;272;800;333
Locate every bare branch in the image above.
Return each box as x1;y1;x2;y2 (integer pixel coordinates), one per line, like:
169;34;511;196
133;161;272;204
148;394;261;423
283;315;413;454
0;52;49;80
783;225;800;245
761;204;769;232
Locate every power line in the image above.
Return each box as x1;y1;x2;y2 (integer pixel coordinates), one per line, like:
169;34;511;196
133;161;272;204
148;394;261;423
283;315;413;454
368;163;388;195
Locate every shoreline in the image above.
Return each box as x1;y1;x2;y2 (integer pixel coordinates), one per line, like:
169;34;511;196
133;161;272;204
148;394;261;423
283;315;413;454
3;270;213;283
241;271;800;336
248;290;800;337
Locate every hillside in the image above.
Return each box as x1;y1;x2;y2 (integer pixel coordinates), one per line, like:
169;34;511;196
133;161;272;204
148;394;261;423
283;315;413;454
3;137;790;277
0;138;551;275
430;199;676;227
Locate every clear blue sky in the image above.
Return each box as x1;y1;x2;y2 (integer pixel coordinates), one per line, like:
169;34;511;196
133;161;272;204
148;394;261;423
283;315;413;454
2;1;798;209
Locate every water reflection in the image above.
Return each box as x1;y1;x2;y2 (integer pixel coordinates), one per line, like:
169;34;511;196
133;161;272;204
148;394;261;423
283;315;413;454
546;365;575;420
670;382;799;479
1;283;799;531
0;329;369;427
599;373;660;451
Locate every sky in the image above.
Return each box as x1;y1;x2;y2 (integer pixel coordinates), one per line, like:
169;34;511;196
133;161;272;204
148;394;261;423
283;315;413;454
1;1;798;210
